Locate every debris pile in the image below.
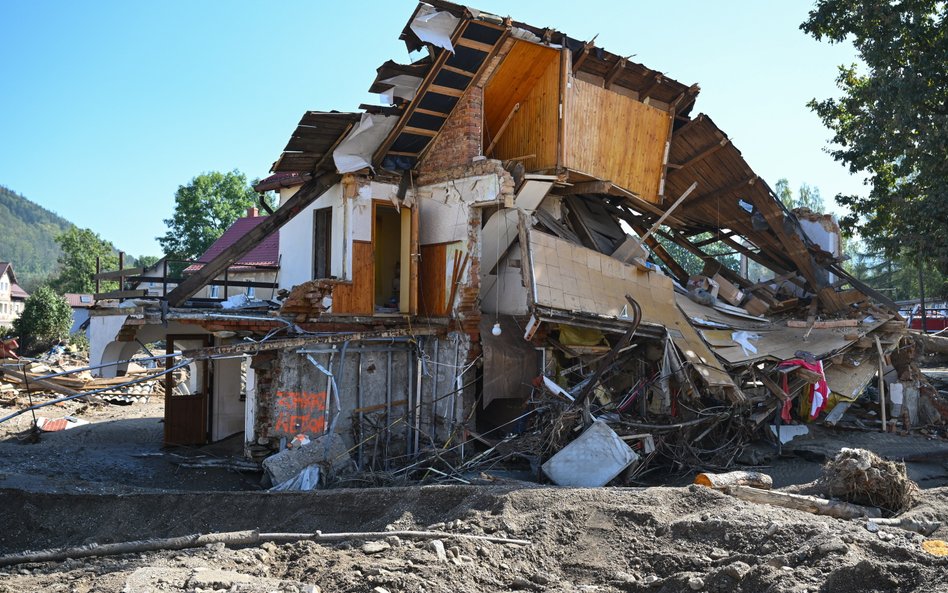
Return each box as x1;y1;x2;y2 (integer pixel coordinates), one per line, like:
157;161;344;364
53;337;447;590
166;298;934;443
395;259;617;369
821;448;920;514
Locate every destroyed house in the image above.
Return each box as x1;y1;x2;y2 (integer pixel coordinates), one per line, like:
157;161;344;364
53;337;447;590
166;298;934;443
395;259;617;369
86;1;915;480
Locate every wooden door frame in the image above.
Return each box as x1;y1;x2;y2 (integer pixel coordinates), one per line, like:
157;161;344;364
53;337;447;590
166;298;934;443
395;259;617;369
371;200;417;315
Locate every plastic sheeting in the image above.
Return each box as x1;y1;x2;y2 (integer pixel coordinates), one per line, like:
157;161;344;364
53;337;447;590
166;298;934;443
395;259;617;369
378;74;423;103
410;4;460;52
332;113;398;173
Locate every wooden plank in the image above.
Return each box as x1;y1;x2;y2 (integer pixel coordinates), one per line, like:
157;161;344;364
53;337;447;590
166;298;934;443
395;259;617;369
93;267;143;280
484;40;561;171
786;319;859;329
419;243;448;316
181;327;439;359
426;84;464;98
669;137;730;172
94;289;148;300
412;107;449;117
563;78;670;203
332;241;374;315
401;125;438;137
687;175;758;209
552;180;614;196
455;37;494;53
166;172;341;307
485;102;520;156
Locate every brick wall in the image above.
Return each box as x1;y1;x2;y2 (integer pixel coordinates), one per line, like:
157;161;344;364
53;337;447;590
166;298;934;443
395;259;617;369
417;86;484;175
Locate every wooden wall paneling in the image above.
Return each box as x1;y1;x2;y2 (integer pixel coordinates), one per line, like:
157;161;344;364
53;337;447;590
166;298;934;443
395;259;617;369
485;40;561;171
420;243;448;316
563;79;670;203
332;241;374;315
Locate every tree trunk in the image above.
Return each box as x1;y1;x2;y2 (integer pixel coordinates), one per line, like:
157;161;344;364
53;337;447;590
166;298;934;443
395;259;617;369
721;485;881;519
694;471;773;490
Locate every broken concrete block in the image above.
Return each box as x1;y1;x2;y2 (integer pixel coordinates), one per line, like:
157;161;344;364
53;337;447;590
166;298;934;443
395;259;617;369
263;433;353;486
541;420;639;487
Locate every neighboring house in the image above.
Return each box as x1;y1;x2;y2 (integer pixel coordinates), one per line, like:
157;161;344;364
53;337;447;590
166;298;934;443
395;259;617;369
184;208;280;301
132;256;178;297
63;293;94;334
0;262;29;326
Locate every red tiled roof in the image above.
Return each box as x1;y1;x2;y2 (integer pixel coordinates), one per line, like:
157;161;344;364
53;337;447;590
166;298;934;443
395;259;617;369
63;293;94;307
185;215;280;273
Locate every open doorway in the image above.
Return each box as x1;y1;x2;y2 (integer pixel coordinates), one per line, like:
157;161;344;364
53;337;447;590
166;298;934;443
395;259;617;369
164;334;212;446
374;203;402;312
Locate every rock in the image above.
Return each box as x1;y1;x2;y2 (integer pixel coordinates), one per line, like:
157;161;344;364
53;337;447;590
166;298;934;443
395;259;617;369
362;541;391;554
372;588;390;593
688;576;705;590
301;586;321;593
644;575;659;584
187;569;254;589
766;522;779;537
430;539;447;563
510;576;534;589
262;435;354;485
261;542;278;554
531;573;553;585
817;541;848;555
722;561;751;581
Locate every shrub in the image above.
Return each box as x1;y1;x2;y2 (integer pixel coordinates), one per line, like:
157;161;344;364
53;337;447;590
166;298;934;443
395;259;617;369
12;286;73;352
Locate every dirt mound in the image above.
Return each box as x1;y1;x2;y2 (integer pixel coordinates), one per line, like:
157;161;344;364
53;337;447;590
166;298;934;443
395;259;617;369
2;484;947;593
822;448;921;514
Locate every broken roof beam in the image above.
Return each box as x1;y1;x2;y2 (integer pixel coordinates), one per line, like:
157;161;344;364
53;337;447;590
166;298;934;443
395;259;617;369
571;37;597;73
747;190;847;313
165;172;342;307
668;136;731;173
687;175;758;210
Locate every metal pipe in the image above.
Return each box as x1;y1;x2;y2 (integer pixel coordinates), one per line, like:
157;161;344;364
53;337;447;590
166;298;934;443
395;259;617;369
356;351;363;470
385;350;393;469
1;351;184;382
406;350;414;456
414;348;423;455
0;358;194;425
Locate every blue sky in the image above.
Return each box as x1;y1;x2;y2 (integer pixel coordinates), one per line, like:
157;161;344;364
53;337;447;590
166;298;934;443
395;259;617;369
0;1;862;257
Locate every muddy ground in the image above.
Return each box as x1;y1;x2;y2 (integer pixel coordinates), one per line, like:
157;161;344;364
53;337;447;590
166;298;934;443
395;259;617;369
0;485;946;593
1;371;947;592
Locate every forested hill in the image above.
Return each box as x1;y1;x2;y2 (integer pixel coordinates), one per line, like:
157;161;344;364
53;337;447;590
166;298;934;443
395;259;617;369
0;185;73;291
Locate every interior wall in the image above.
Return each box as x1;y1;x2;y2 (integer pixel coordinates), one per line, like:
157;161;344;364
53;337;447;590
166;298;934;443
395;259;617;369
484;40;560;171
374;204;402;308
212;356;245;441
564;78;670;203
278;183;345;290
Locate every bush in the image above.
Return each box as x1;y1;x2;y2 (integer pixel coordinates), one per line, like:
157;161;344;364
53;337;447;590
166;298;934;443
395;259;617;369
12;286;73;352
68;331;90;354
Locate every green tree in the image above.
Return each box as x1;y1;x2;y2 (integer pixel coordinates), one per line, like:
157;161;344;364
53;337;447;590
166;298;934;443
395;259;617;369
158;170;263;261
136;255;160;269
53;227;118;293
775;178;825;211
13;286;73;351
802;1;948;273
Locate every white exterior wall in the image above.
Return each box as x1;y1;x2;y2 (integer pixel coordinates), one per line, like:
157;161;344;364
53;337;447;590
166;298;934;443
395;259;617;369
276;181;399;292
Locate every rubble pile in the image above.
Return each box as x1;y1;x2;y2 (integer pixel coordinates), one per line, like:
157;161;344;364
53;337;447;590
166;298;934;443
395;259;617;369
822;448;921;514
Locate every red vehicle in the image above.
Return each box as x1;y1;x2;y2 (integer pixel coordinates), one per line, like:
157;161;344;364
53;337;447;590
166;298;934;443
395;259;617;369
901;304;948;332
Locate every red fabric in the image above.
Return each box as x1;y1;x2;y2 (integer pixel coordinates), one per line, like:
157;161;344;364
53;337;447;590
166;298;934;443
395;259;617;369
780;372;793;422
778;358;829;419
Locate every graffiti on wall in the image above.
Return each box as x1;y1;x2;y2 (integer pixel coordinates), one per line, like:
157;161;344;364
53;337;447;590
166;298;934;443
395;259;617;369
272;390;327;435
